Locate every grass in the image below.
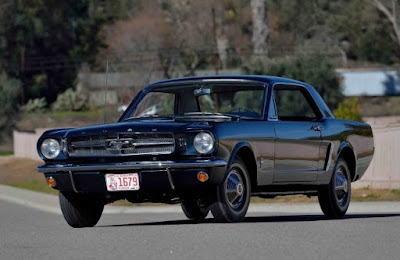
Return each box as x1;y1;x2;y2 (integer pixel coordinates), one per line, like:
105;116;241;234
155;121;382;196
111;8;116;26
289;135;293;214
11;179;58;195
0;151;13;156
0;156;60;196
391;189;400;196
1;157;400;204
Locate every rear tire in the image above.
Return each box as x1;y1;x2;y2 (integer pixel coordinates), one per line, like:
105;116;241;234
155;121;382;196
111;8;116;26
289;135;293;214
59;192;104;228
211;157;251;222
181;199;209;221
318;157;351;219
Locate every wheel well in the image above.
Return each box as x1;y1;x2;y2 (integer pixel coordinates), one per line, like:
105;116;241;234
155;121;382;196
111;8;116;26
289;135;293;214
339;147;356;181
235;147;257;190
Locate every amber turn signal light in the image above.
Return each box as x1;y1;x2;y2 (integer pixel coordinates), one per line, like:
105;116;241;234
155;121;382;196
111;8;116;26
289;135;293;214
197;172;209;182
46;177;56;188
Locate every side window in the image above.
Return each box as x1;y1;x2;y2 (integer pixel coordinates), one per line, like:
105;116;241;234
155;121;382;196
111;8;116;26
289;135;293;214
273;86;321;121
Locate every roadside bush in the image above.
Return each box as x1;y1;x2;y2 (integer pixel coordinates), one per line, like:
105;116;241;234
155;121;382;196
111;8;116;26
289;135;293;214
334;97;363;122
52;88;89;111
20;98;47;113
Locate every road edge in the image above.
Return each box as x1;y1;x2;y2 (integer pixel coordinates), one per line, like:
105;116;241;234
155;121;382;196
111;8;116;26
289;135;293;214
1;184;400;216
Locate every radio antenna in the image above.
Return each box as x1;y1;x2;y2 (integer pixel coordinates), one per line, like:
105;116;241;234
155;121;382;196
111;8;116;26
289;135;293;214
104;59;109;124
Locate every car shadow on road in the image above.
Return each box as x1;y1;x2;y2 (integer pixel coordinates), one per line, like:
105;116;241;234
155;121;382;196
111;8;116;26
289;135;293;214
99;213;400;228
243;213;400;223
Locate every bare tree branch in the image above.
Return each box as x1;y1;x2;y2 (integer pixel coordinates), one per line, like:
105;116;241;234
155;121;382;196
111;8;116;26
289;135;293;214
369;0;400;47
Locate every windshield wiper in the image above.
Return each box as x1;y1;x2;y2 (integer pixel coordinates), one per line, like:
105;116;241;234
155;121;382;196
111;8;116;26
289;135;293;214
124;115;175;121
182;112;241;120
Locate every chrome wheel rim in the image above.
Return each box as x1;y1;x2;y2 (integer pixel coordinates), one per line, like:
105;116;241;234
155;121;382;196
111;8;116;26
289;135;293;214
334;167;349;206
224;169;245;211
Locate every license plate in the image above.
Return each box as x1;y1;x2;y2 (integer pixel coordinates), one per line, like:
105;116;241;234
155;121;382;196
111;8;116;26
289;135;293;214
105;173;140;192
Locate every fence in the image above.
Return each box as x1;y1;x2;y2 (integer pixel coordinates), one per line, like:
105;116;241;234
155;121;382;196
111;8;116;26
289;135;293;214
13;125;400;189
353;125;400;189
13;129;48;160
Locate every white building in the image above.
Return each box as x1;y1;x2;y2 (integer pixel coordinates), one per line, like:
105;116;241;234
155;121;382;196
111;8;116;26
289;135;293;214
337;69;400;96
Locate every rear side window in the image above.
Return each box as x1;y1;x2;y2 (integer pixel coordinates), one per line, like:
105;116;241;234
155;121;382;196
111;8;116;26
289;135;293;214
273;86;322;121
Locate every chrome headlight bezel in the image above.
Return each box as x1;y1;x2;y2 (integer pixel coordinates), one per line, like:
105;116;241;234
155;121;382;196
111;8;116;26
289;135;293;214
40;138;61;159
193;132;215;154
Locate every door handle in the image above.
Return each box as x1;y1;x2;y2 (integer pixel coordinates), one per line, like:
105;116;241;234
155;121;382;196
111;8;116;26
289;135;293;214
311;125;323;131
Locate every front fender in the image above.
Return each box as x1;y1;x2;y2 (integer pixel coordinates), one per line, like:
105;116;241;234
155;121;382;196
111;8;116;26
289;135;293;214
210;141;256;185
227;142;255;168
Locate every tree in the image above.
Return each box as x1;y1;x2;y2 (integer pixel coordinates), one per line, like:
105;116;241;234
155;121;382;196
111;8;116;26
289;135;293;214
0;73;21;140
101;1;218;77
369;0;400;50
163;0;214;75
332;0;398;65
244;54;343;109
0;0;116;105
251;0;269;55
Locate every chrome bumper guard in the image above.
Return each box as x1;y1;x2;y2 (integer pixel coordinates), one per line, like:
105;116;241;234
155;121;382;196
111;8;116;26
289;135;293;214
37;159;227;173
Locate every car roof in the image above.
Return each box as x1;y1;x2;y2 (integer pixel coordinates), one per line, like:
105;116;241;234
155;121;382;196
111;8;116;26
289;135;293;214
144;75;307;90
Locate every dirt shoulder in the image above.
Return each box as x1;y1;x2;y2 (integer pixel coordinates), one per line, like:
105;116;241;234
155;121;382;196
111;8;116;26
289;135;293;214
0;156;43;185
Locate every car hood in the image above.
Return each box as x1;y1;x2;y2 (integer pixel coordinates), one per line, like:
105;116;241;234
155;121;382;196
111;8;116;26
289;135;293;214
40;121;214;139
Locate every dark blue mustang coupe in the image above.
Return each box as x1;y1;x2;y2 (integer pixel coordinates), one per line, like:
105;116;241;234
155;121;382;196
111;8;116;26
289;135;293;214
37;75;374;227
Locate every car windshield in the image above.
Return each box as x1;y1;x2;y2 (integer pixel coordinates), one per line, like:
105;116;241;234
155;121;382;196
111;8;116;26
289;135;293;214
124;82;266;120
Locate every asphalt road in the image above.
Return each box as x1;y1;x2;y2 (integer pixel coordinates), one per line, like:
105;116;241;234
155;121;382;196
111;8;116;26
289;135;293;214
1;196;400;260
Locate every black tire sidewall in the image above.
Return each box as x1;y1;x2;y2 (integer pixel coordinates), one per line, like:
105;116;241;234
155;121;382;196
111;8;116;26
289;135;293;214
59;192;104;228
318;158;351;218
331;159;351;212
181;199;209;220
213;158;251;222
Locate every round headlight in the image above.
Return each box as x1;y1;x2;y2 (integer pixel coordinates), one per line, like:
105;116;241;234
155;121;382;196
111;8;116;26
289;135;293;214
193;132;214;154
40;138;61;159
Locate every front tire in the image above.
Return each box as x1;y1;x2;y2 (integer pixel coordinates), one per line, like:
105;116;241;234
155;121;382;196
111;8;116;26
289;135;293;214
181;199;209;221
318;157;351;219
211;158;251;222
59;192;104;228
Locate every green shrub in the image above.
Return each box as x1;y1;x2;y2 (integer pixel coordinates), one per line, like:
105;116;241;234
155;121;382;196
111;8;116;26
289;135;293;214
20;98;47;113
334;97;363;122
52;88;89;111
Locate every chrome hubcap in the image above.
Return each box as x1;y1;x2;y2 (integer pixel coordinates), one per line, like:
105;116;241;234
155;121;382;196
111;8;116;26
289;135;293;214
334;168;349;206
224;169;245;210
237;183;244;195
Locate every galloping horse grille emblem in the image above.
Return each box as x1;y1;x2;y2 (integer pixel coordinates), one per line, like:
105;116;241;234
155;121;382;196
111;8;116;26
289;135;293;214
107;140;133;150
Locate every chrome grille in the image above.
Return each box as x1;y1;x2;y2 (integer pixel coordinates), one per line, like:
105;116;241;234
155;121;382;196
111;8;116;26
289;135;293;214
67;133;175;157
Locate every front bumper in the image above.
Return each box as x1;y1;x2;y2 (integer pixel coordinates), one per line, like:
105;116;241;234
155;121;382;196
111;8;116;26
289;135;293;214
37;159;227;173
37;159;228;193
